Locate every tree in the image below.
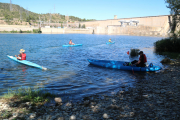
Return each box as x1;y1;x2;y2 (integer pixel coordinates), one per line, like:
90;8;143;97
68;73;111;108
79;23;81;28
82;24;86;28
61;23;63;28
165;0;180;36
4;12;13;21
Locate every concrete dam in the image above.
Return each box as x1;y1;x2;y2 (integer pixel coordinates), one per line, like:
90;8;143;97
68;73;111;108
0;15;171;37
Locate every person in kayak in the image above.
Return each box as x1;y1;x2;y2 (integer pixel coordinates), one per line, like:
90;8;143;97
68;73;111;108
69;39;75;45
131;51;147;67
15;49;26;60
109;38;112;43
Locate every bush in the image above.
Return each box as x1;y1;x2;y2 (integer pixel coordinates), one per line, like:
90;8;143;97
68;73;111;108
19;29;23;33
10;30;18;33
154;38;180;53
130;49;140;57
33;29;42;33
20;30;32;33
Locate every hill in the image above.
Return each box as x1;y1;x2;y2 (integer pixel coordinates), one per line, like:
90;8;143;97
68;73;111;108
0;2;95;26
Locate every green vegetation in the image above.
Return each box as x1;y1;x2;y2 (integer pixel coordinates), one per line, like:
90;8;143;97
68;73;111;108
1;87;56;105
154;0;180;56
130;49;140;57
10;30;18;33
0;30;9;33
33;29;42;33
154;38;180;53
20;30;32;33
165;0;180;35
156;52;180;59
0;2;95;25
0;87;56;119
1;110;11;119
82;24;86;28
0;30;32;33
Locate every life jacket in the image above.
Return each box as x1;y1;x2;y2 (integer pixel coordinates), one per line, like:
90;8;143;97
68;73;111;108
139;54;147;63
69;41;72;45
144;54;147;62
21;53;26;60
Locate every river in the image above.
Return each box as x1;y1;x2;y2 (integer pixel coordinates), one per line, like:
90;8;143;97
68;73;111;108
0;34;165;100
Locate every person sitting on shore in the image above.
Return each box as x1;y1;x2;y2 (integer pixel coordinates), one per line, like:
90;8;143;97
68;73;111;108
15;49;26;60
69;39;75;45
131;51;147;67
109;38;112;43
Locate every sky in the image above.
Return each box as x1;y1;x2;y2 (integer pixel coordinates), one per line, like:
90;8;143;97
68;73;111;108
1;0;170;20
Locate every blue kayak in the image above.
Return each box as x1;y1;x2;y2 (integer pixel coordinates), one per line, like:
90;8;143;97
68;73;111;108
106;42;115;44
7;55;47;70
87;59;161;72
63;44;82;47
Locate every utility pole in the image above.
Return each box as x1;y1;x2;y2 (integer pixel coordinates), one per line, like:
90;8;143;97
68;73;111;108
49;10;51;26
20;8;22;20
26;7;29;18
10;0;12;11
54;4;55;14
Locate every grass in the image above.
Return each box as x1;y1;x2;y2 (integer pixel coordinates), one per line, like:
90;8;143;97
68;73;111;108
1;110;12;118
0;87;56;119
0;30;9;33
0;30;32;33
1;87;56;105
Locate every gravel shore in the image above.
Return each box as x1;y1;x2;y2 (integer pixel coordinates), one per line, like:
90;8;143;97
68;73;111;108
1;60;180;120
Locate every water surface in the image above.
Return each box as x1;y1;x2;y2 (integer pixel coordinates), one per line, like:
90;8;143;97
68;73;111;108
0;34;165;100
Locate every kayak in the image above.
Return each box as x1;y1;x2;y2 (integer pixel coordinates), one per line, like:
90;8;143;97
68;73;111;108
63;44;82;47
7;55;47;70
106;42;115;44
87;59;161;72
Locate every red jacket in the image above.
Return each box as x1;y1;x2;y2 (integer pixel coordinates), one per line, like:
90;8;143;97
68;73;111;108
21;53;26;60
139;54;147;63
69;41;72;45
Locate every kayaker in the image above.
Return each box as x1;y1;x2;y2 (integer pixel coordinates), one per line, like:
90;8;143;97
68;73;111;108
15;49;26;60
132;51;147;67
109;38;112;43
69;39;75;45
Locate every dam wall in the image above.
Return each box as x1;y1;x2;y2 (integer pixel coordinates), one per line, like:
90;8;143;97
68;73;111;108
0;15;171;36
79;15;171;36
41;28;92;34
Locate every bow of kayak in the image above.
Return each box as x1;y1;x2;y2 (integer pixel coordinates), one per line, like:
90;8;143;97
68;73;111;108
7;55;47;70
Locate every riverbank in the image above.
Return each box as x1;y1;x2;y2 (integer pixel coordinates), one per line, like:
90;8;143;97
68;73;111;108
0;59;180;120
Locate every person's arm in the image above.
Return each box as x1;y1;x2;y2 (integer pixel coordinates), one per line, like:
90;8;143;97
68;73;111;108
135;60;141;65
131;60;141;66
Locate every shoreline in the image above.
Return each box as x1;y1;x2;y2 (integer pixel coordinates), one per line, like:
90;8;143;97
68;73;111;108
0;32;166;37
0;60;180;119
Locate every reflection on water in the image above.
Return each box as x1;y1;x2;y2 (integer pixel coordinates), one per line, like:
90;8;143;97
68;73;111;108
0;34;165;100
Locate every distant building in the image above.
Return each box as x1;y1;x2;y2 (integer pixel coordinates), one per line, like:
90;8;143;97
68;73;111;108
45;26;50;28
119;19;139;27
